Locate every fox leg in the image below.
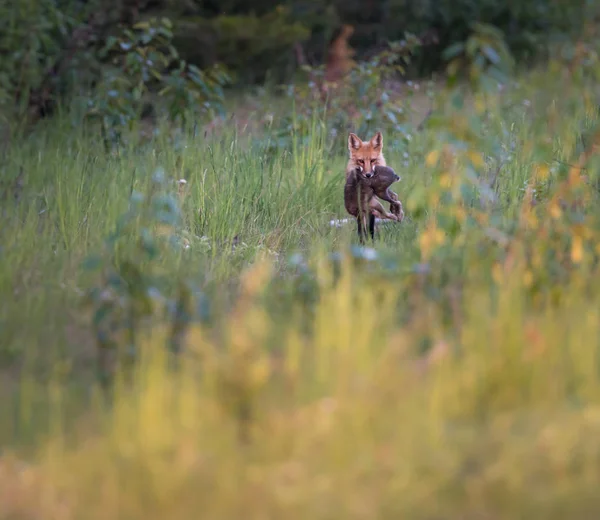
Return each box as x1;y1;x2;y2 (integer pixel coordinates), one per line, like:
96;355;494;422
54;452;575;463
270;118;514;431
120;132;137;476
355;185;376;243
356;216;365;243
356;214;371;244
356;203;378;243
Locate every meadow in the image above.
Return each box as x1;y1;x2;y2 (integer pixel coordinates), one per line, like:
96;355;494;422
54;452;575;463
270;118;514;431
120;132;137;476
1;40;600;518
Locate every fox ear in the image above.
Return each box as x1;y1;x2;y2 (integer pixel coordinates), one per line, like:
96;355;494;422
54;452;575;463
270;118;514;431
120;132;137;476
370;131;383;151
348;132;362;151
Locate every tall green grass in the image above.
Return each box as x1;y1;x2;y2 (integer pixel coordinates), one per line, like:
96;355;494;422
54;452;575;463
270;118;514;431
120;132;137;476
1;56;600;517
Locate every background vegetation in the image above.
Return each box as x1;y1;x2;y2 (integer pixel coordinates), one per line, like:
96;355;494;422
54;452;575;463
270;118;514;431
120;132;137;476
0;0;593;123
2;0;600;518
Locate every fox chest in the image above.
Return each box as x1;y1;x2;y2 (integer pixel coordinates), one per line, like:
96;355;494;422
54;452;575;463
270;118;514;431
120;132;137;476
344;177;372;217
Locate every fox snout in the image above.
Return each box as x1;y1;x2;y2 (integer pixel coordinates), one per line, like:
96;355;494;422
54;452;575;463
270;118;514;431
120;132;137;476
355;166;374;179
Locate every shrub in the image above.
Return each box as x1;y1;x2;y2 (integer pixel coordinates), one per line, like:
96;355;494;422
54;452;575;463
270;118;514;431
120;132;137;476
172;6;310;85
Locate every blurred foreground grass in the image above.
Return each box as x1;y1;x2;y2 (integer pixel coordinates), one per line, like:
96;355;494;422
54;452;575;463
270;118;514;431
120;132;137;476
2;49;600;517
3;255;600;519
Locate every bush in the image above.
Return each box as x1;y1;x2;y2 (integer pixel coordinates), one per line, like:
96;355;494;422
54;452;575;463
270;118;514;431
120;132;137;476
165;0;591;85
377;0;589;74
172;7;310;85
0;0;593;125
0;0;90;119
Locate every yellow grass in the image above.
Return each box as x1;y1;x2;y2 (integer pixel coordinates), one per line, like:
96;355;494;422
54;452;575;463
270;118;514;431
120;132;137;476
3;250;600;519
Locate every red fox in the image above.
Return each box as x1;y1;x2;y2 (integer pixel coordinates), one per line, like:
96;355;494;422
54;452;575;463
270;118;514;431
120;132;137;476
344;132;403;241
346;131;386;180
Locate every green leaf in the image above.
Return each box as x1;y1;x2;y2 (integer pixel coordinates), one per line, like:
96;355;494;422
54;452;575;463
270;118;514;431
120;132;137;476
442;42;465;62
482;45;501;65
472;22;505;41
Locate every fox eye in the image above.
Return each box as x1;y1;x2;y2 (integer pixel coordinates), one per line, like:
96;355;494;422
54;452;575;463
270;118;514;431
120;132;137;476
370;159;376;163
357;159;364;164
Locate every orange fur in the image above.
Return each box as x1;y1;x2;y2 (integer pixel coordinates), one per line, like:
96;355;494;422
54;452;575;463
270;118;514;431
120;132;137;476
346;131;386;179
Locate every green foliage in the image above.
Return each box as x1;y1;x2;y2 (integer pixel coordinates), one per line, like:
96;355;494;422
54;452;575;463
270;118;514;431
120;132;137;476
173;6;310;84
81;168;197;384
269;34;422;152
380;0;588;74
86;17;230;148
0;0;593;119
443;22;515;89
0;0;87;117
171;0;590;84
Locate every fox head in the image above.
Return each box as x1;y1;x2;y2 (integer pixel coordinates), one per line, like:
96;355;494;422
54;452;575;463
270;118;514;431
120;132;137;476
347;131;386;178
